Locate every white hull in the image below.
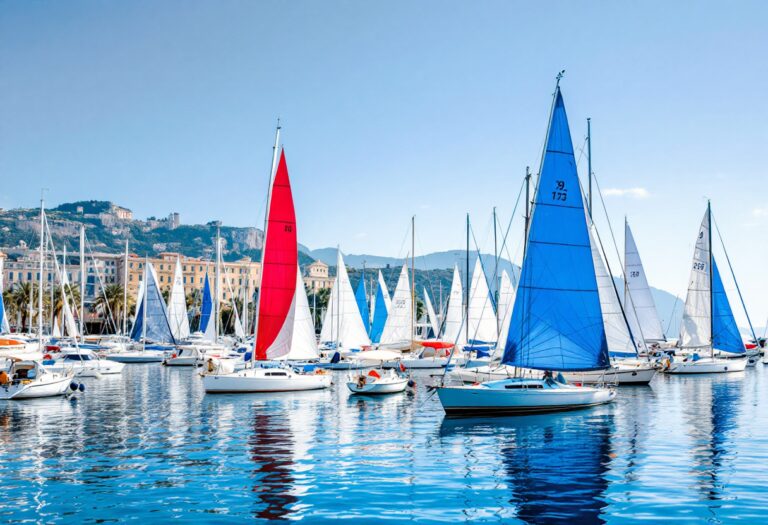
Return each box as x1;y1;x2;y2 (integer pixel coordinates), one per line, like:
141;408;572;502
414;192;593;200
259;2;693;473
105;351;166;363
452;364;532;383
0;373;73;400
437;378;616;416
562;362;658;385
665;357;747;374
203;366;332;393
163;356;200;367
347;373;408;395
383;356;460;370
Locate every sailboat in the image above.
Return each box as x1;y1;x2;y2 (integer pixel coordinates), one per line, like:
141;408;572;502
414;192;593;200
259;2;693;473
465;257;497;347
437;83;616;415
376;264;413;352
204;137;330;393
107;262;175;363
665;203;748;374
441;265;467;348
273;268;321;362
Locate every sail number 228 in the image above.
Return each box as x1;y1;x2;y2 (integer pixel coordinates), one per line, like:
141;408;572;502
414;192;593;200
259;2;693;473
551;180;568;202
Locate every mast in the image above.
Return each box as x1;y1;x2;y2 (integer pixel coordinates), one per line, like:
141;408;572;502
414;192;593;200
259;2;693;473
252;120;281;360
38;194;44;346
493;206;499;335
411;216;415;346
79;224;85;338
142;258;148;347
122;240;128;335
587;117;592;219
465;213;470;344
707;201;714;358
215;228;221;342
523;167;531;258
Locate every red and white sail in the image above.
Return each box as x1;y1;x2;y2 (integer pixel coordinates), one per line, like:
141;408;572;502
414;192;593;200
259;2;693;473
255;150;298;360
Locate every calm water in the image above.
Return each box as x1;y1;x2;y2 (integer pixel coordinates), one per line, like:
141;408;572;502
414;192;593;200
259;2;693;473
1;364;767;524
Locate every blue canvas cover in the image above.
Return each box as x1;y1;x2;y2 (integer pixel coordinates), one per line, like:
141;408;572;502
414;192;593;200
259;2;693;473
502;89;609;371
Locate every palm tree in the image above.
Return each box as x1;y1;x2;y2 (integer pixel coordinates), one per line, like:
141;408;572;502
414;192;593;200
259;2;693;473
11;282;36;331
92;284;132;333
51;284;81;324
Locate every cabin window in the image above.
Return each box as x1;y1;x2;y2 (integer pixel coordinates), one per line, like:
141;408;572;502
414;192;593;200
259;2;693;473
504;383;543;389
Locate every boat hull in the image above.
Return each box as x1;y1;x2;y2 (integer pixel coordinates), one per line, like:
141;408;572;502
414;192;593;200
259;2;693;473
0;374;72;400
562;363;657;385
437;379;615;416
105;351;166;363
346;377;408;395
665;357;747;374
203;368;332;393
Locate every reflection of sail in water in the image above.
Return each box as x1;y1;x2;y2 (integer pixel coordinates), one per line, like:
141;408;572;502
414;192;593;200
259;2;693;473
249;411;297;520
612;388;654;484
684;378;741;502
500;413;613;525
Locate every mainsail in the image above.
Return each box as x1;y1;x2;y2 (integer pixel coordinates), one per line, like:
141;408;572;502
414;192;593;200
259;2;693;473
442;264;466;346
502;88;609;372
679;210;712;350
369;270;390;344
254;150;298;360
589;225;637;356
379;265;413;345
319;251;370;349
466;257;497;344
167;258;191;340
624;220;666;342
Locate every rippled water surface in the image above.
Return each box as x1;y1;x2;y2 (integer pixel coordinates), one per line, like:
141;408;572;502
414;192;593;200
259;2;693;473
1;364;767;524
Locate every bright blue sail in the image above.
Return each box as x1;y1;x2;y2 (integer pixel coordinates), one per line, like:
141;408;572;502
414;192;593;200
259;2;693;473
370;279;389;344
0;291;9;334
355;277;370;334
199;274;213;333
502;88;609;371
130;265;176;343
712;259;744;354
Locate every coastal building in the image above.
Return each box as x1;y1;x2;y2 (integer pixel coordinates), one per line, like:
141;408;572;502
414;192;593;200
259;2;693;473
303;261;334;292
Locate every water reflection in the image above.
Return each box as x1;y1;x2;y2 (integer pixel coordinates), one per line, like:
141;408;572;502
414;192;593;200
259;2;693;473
441;410;614;525
249;408;298;520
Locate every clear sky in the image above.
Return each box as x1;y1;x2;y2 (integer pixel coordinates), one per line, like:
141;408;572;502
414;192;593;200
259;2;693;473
1;1;767;326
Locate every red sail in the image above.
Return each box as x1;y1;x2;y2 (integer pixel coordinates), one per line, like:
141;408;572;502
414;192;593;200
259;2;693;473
255;149;298;360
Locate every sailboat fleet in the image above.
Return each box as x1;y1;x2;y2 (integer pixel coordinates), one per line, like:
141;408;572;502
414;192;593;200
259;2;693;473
0;78;762;418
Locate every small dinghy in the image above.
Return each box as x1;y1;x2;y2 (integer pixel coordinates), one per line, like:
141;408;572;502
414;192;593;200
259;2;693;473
0;358;74;400
346;350;409;395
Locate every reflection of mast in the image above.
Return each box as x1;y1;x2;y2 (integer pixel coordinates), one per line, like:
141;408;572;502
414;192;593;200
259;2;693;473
249;413;297;520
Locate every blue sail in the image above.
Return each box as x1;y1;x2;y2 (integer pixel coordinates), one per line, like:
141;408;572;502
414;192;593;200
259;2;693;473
712;259;744;354
130;264;176;344
355;277;370;334
0;290;9;333
502;88;609;371
369;279;389;344
199;274;213;333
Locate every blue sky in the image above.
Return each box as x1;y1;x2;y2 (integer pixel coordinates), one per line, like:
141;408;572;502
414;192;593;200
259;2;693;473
1;1;767;326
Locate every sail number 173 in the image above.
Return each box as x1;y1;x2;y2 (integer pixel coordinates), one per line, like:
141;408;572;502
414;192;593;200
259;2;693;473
552;180;568;202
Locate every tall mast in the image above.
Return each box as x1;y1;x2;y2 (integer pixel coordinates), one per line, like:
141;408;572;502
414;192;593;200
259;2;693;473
411;216;415;346
215;228;221;342
252;120;281;358
707;201;714;358
38;193;44;345
465;213;470;344
524;167;531;258
493;206;499;335
79;224;85;338
142;258;148;346
122;240;129;335
587;117;592;219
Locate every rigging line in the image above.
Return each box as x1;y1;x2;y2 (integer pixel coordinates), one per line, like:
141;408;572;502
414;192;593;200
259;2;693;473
711;213;758;344
665;296;681;336
84;233;119;334
42;217;83;343
467;219;498;345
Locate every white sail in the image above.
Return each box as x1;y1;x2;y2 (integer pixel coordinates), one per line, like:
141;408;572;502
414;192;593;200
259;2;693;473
467;258;497;343
679;210;711;349
379;265;413;345
167;259;191;340
60;270;79;337
624;220;666;342
52;316;61;337
442;265;466;345
0;256;9;333
277;269;319;361
423;287;439;337
319;251;370;349
495;269;516;354
589;225;637;355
